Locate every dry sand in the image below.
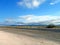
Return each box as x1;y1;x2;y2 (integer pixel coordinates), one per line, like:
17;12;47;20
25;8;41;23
0;28;60;45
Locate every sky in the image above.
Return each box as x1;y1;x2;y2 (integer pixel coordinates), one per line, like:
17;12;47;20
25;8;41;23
0;0;60;24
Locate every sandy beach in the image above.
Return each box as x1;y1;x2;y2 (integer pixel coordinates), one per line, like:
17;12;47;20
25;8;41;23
0;28;60;45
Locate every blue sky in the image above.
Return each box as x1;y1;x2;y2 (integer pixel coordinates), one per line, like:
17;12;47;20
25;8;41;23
0;0;60;24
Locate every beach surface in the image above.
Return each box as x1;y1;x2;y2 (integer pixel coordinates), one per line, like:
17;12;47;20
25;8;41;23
0;28;60;45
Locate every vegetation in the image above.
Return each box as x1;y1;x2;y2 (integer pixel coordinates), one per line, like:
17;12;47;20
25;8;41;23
46;24;56;28
1;24;60;29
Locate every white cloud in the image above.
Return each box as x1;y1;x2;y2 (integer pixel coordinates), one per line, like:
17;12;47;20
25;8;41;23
5;18;15;23
4;15;60;25
19;15;60;24
50;0;60;5
17;0;45;8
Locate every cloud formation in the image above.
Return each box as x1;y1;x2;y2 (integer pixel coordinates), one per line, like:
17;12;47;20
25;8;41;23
17;0;45;8
5;18;15;23
50;0;60;5
19;15;60;23
4;15;60;25
17;0;60;8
